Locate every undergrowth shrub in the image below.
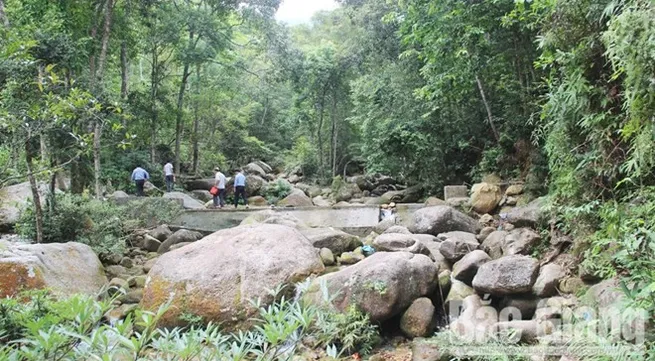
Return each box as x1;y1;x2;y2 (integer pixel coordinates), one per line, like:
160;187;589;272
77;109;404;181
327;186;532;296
263;179;292;204
573;187;655;317
285;136;319;179
424;329;651;361
16;194;127;257
16;193;183;257
0;283;380;360
314;304;380;356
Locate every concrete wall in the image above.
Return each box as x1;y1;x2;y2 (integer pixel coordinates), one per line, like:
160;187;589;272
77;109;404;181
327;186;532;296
172;204;425;235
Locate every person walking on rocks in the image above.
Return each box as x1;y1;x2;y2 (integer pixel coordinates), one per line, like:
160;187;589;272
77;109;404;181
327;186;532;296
233;169;249;209
164;161;175;192
131;166;150;197
214;167;227;208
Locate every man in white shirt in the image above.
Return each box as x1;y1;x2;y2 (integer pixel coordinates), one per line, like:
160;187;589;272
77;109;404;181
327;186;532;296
214;167;227;208
163;161;175;192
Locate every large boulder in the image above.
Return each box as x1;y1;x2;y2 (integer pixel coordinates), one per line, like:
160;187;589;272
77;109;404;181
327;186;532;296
373;218;396;234
499;295;540;320
0;182;47;230
142;224;324;329
248;196;268;207
583;278;624;309
253;161;273;174
480;231;507;259
0;241;107;298
278;188;313;207
148;225;173;242
335;183;361;203
437;231;480;262
452;250;491;285
445;280;476;305
503;228;541;256
415;235;450;272
380;186;422;204
245;175;267;196
191;190;212;203
505;184;525;196
312;196;333;207
379;190;403;204
506;197;546;228
470;183;502;214
184;178;214;191
348;175;374;192
157;229;203;254
244;162;266;178
533;263;566;297
143;235;162;253
162;192;205;209
410;206;481;236
383;225;412;235
472;255;540;296
399;186;424;203
109;190;131;205
400;298;436;338
305;252;437;322
299;228;362;255
372;233;430;255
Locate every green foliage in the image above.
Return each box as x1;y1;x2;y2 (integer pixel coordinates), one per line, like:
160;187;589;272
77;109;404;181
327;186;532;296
285;136;319;178
575;187;655;315
314;304;380;357
0;290;57;343
0;284;379;360
16;193;127;257
424;329;649;361
263;179;293;204
102;150;165;192
16;193;182;256
330;175;345;197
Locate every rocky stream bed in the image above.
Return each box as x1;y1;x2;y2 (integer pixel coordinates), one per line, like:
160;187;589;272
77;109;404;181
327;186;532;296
0;174;641;361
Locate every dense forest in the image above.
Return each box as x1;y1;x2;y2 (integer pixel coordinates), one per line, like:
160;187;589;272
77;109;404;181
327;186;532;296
1;0;655;358
2;0;653;198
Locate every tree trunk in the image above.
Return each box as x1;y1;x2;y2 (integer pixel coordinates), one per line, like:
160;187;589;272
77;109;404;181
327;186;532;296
25;138;43;243
95;0;114;83
330;91;337;177
0;0;9;27
150;46;159;163
90;0;114;199
192;64;201;175
120;0;130;100
475;74;500;144
93;122;102;198
88;0;107;89
174;30;195;175
317;99;325;181
260;97;268;125
120;41;129;100
316;84;329;181
40;135;47;163
174;61;191;175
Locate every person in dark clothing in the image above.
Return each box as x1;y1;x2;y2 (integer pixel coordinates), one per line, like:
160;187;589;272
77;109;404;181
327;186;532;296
131;166;150;197
233;169;249;209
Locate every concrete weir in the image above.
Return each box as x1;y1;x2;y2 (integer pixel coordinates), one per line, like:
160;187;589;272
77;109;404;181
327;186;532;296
171;203;426;235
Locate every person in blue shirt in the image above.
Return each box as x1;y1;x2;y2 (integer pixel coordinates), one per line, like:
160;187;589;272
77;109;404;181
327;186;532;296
131;166;150;197
233;169;248;209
